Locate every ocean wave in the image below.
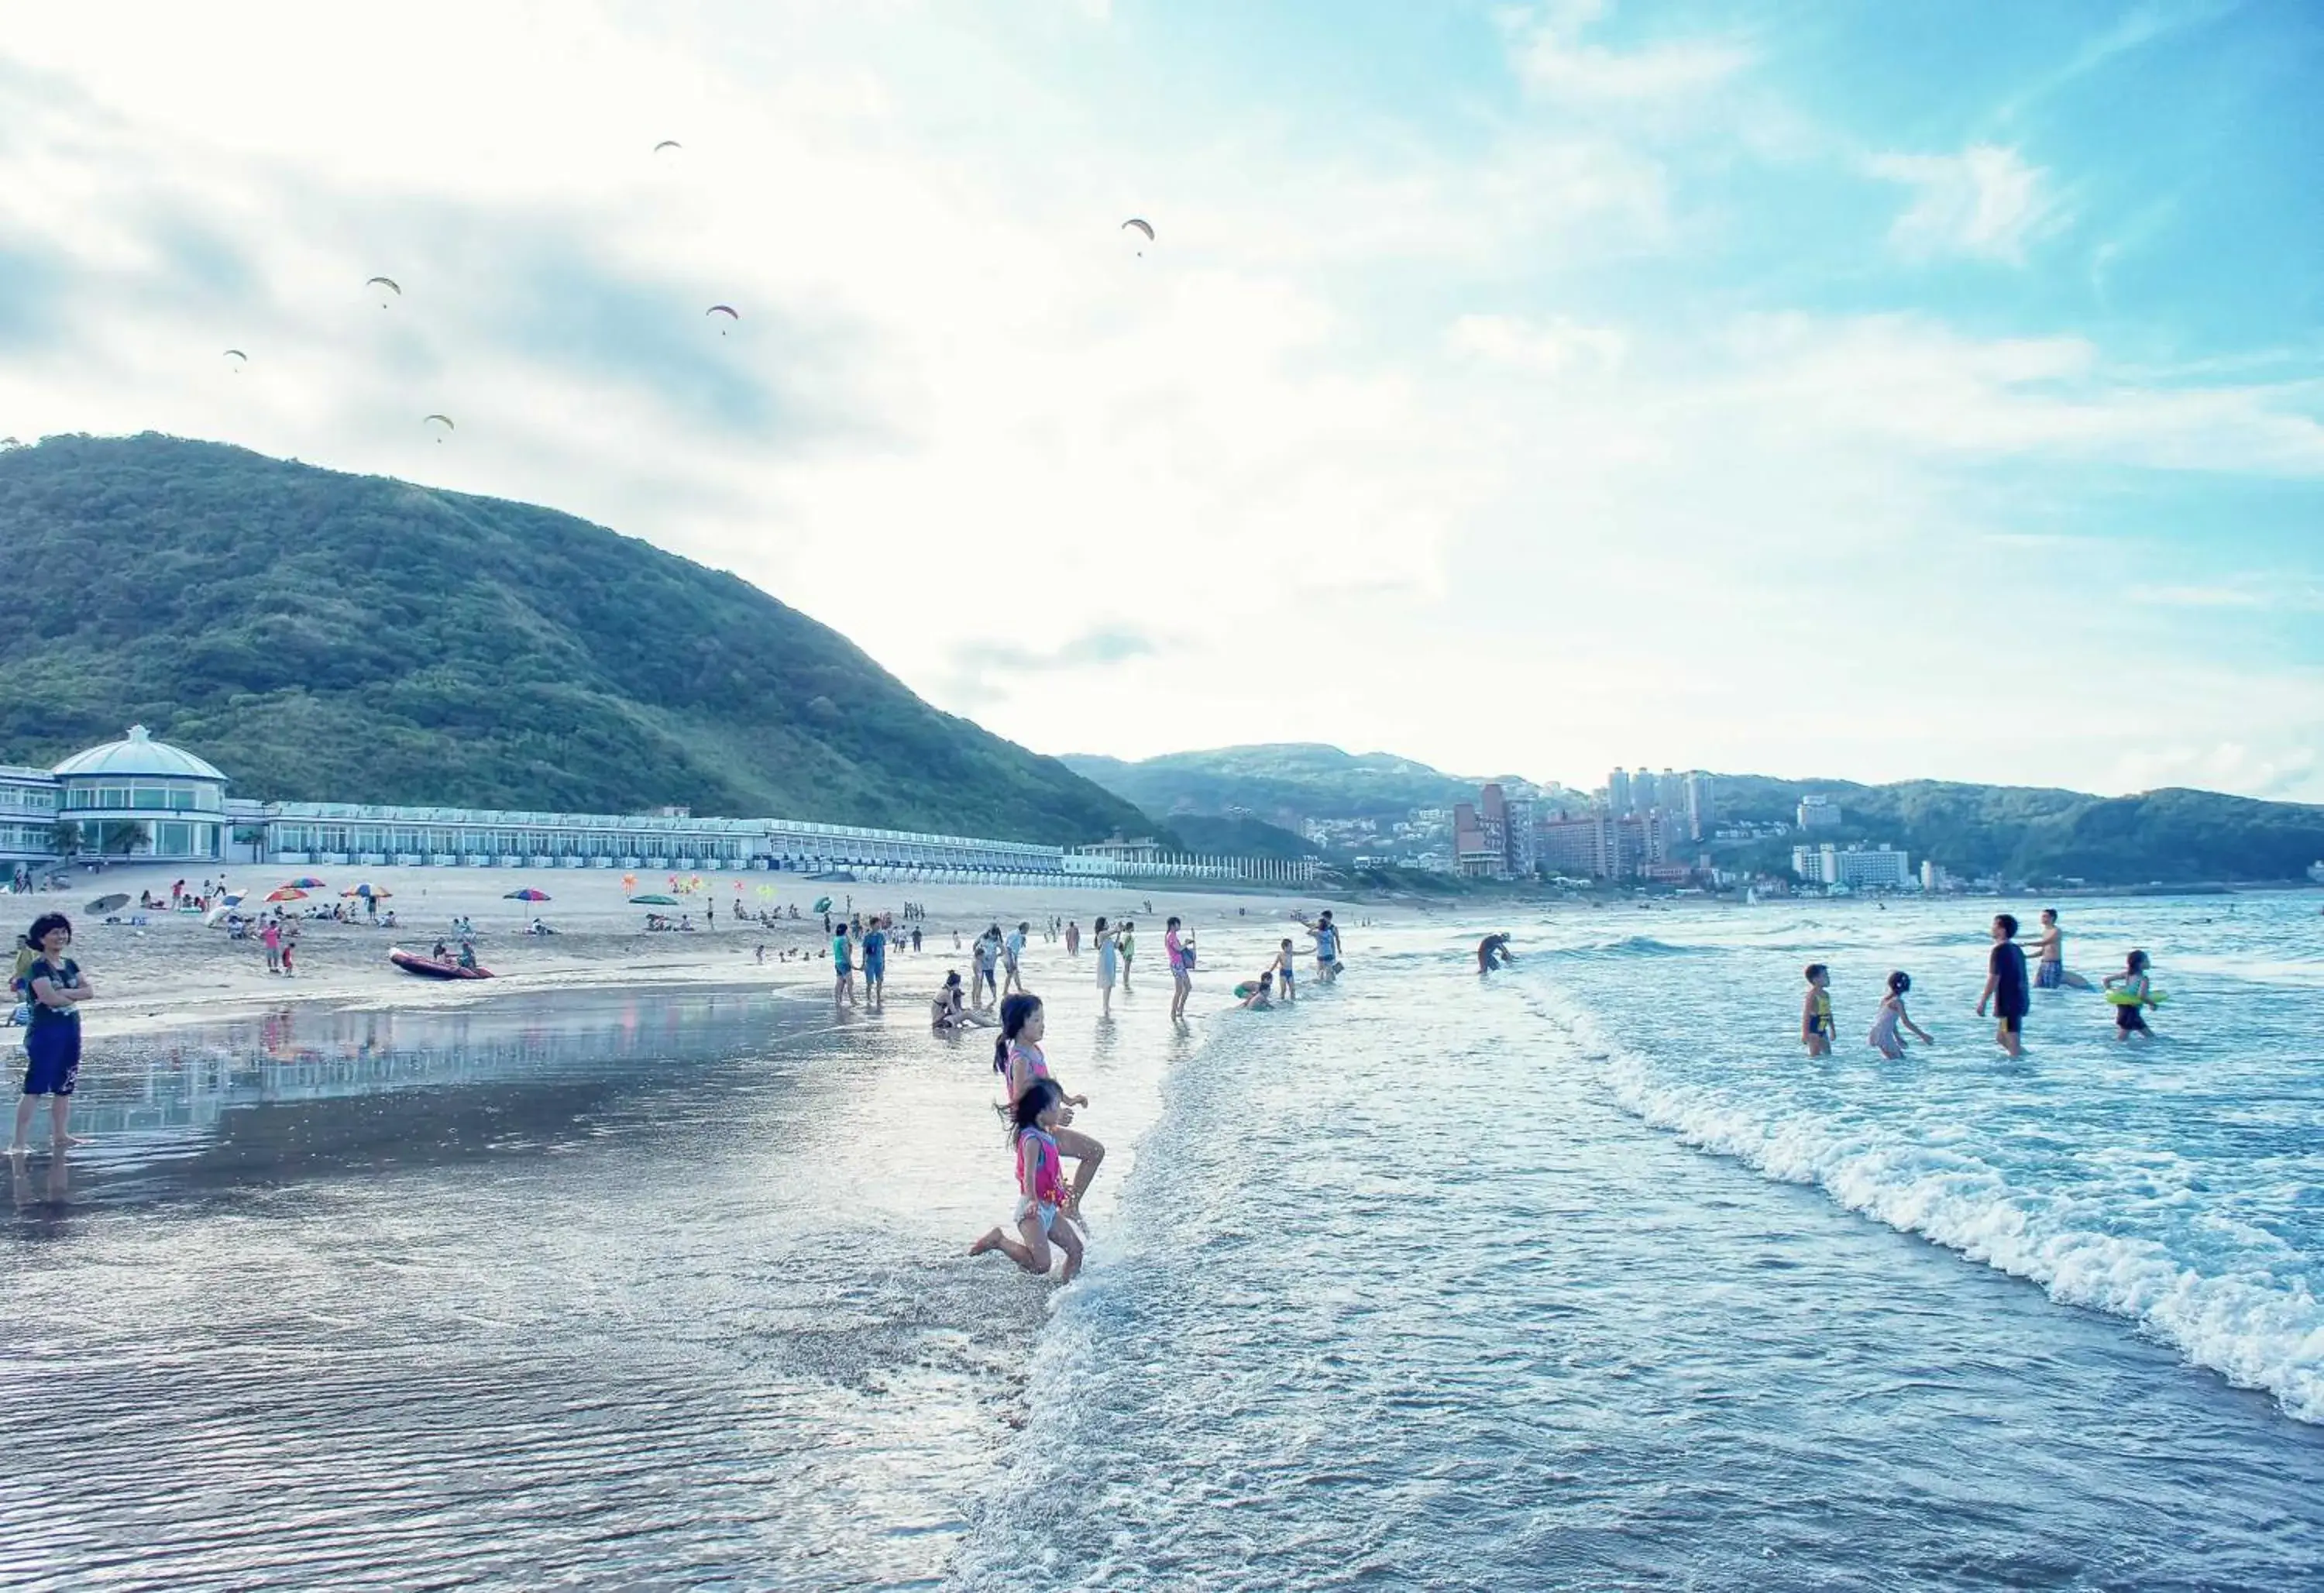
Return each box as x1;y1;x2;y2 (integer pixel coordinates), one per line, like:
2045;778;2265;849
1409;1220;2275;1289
1528;986;2324;1426
1542;934;1698;959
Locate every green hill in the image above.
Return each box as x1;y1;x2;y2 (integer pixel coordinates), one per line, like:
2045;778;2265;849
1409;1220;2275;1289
1062;743;1511;825
0;433;1157;843
1163;812;1318;861
1711;774;2324;886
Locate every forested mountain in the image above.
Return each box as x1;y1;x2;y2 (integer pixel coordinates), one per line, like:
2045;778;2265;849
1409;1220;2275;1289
1062;743;1509;825
1714;775;2324;886
0;433;1154;843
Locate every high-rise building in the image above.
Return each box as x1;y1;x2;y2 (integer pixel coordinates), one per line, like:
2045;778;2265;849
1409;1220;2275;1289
1683;771;1717;841
1796;795;1842;831
1503;796;1535;877
1538;815;1611;878
1607;768;1632;815
1633;768;1660;813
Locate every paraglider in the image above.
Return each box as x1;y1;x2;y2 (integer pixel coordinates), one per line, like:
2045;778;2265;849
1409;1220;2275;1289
1122;218;1154;256
653;139;682;153
706;303;738;335
222;349;247;370
423;414;454;442
366;275;401;307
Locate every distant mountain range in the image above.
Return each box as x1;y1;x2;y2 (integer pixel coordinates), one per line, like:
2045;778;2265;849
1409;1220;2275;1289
1067;745;2324;886
1061;743;1521;827
0;434;1155;845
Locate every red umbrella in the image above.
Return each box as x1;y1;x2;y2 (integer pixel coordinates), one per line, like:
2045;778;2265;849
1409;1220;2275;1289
266;887;308;903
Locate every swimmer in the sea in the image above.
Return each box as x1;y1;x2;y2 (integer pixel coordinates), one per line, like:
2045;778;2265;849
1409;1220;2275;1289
1868;971;1933;1060
1477;934;1514;972
2103;949;2158;1042
1802;962;1834;1057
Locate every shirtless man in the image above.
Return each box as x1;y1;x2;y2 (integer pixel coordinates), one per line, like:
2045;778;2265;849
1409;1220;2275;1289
2028;908;2089;991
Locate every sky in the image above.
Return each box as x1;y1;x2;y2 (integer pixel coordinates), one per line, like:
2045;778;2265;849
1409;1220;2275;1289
3;0;2322;800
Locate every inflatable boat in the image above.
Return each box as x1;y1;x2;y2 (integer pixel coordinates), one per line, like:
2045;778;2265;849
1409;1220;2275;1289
389;948;494;980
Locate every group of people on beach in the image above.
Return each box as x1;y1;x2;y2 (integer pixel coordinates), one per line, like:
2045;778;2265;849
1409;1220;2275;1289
1803;909;2164;1060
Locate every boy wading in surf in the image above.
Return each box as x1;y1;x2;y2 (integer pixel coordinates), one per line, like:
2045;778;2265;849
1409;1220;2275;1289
1801;963;1834;1057
1976;913;2030;1058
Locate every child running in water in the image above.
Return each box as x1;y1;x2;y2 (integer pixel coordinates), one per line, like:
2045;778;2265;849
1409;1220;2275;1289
1801;964;1835;1056
968;1078;1085;1282
993;994;1104;1222
2104;949;2158;1041
1868;971;1934;1060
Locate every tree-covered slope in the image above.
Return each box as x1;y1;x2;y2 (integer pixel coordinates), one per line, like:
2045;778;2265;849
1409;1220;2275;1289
1063;743;1509;824
1714;774;2324;885
0;433;1154;843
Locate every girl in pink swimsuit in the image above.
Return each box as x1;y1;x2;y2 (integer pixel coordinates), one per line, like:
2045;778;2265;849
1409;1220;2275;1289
968;1078;1084;1282
993;993;1105;1222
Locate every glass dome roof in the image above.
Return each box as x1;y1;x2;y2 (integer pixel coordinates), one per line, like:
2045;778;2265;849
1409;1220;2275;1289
52;724;228;783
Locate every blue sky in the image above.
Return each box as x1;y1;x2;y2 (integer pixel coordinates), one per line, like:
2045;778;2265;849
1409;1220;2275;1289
2;0;2320;798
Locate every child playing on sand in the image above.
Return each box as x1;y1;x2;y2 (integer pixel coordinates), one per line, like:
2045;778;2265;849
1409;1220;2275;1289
2104;950;2158;1041
968;1078;1084;1282
1868;972;1934;1060
11;913;91;1154
1801;964;1834;1057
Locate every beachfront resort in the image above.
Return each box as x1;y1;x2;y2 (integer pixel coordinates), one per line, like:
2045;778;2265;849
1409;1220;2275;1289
0;725;1316;888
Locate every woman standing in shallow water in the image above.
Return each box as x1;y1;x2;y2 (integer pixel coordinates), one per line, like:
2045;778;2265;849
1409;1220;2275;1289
1092;917;1119;1017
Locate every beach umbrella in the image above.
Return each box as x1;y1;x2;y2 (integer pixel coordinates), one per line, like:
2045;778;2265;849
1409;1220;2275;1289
85;892;130;913
266;887;308;903
286;876;327;889
812;896;833;914
342;884;392;899
220;890;246;907
631;893;680;906
505;888;552;902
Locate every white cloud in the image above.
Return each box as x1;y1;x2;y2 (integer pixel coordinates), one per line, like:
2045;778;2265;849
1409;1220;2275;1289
1446;313;1628;374
1;2;2319;805
1504;0;1754;102
1867;144;2057;263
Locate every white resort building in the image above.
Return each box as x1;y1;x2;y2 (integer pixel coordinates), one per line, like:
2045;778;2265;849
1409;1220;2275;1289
0;726;1308;887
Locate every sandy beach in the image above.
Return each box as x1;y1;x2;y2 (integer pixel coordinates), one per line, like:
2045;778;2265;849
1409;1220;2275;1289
17;859;1370;1039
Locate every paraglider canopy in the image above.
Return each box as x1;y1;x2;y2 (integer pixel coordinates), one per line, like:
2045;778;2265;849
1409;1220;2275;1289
706;304;738;335
1122;218;1154;241
366;275;401;307
423;414;454;443
653;139;682;153
222;348;247;363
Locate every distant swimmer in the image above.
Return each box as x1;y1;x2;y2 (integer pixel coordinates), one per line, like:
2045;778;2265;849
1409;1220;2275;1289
2103;949;2160;1042
1976;913;2030;1058
2030;909;2094;992
1868;972;1934;1060
1801;962;1834;1057
1477;934;1514;972
968;1077;1084;1283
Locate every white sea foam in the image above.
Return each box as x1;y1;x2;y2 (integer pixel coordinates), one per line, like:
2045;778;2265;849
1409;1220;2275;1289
1531;983;2324;1423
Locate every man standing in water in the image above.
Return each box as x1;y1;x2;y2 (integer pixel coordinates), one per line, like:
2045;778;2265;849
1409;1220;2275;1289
2028;908;2089;990
1976;913;2030;1057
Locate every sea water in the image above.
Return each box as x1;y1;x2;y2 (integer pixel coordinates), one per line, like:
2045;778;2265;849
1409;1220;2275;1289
6;898;2322;1590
